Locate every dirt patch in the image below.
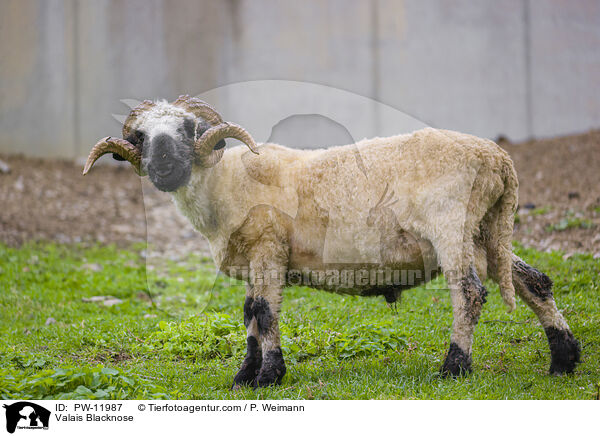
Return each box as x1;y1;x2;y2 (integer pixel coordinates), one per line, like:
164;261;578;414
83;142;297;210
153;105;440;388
501;130;600;256
1;130;599;257
0;156;146;246
0;155;209;258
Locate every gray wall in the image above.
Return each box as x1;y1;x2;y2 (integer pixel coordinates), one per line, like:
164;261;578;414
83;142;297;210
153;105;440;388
1;0;599;158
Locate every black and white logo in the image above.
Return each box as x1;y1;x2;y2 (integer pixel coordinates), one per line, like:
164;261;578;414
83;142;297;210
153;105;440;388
3;402;50;434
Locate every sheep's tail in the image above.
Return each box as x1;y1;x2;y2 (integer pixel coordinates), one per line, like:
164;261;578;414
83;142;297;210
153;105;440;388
490;155;519;312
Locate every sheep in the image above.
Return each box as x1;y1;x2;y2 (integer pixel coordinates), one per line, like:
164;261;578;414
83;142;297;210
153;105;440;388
83;96;580;387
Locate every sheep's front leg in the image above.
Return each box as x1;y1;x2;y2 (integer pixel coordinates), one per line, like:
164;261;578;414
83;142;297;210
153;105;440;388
235;253;287;388
442;266;487;376
252;286;286;387
232;285;263;388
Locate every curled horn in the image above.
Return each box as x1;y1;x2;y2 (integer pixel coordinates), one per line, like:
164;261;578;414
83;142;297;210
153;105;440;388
122;99;156;139
83;137;141;175
194;122;259;157
172;95;259;165
83;99;156;175
172;95;223;126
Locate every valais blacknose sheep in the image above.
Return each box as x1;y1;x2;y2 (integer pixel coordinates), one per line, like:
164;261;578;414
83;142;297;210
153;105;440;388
84;96;580;387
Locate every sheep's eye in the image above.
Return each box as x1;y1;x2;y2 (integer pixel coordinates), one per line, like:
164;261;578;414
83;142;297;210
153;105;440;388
128;130;145;146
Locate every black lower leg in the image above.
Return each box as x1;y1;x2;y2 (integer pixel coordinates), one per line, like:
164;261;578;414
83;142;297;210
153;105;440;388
545;327;581;375
512;258;581;375
441;343;472;376
233;336;262;387
255;347;286;387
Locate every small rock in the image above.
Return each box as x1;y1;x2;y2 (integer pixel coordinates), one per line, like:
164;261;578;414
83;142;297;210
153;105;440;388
14;176;24;191
103;298;123;307
82;295;118;303
82;296;105;302
81;263;103;272
45;317;57;326
0;159;10;174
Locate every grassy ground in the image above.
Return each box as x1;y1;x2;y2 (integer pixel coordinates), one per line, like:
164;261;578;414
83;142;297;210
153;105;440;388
1;242;598;400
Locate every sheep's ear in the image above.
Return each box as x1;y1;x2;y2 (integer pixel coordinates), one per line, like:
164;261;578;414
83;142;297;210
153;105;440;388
183;118;195;139
195;119;210;139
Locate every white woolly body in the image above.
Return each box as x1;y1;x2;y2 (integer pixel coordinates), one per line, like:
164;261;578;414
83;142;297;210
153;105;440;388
170;127;519;309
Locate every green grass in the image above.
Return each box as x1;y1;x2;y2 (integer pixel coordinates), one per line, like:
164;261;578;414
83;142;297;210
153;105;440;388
546;217;595;232
546;210;595;232
1;242;599;399
531;206;551;216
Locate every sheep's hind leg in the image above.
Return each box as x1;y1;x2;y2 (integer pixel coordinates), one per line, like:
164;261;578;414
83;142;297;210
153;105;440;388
511;256;580;374
441;266;487;376
232;286;263;388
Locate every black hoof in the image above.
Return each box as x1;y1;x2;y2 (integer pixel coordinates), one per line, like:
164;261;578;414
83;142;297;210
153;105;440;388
232;364;260;389
254;348;286;387
232;336;262;389
545;327;581;375
441;343;472;377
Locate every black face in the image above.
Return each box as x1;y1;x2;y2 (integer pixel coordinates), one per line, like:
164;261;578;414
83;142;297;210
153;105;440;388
141;125;194;192
134;117;225;192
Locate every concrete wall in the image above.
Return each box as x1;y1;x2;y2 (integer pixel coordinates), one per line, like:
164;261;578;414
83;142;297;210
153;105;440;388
1;0;599;158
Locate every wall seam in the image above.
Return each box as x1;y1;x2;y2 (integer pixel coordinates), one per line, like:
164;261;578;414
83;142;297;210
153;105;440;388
370;0;381;135
72;0;80;158
523;0;533;139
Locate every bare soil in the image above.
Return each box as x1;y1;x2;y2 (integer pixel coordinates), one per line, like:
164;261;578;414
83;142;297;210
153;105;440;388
1;130;599;257
501;131;600;256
